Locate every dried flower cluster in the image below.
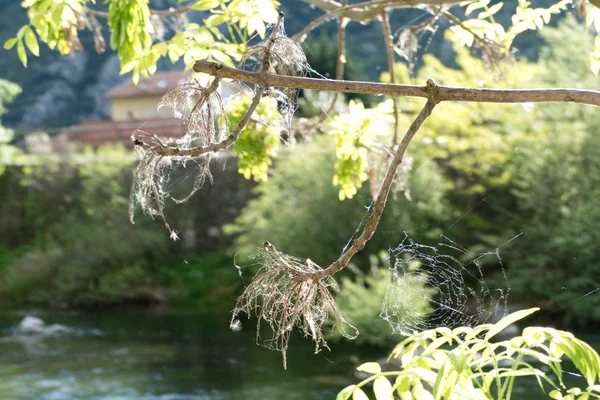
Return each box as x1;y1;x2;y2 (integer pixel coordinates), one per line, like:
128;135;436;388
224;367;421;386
241;14;309;134
129;78;225;238
129;12;313;240
231;242;358;368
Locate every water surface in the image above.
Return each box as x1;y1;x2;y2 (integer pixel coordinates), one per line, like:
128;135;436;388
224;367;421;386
0;308;597;399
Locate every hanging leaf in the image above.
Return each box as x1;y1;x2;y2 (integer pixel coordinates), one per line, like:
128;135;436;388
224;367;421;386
374;376;394;400
24;27;39;57
16;39;27;67
357;362;382;374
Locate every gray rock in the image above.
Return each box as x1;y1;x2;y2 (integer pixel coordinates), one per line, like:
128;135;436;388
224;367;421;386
17;316;71;335
18;316;45;334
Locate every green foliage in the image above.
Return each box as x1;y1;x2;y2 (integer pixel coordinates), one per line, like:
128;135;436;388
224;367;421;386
339;308;600;400
0;147;170;306
225;135;451;267
0;79;23;176
108;0;154;82
229;95;281;181
327;252;434;346
329;100;394;200
163;252;240;309
6;0;279;82
450;0;570;61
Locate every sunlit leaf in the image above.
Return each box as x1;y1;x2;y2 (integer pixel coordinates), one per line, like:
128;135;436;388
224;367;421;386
190;0;222;10
3;38;17;50
16;39;27;67
485;307;539;340
24;26;39;56
337;385;357;400
357;362;382;374
373;376;393;400
352;388;369;400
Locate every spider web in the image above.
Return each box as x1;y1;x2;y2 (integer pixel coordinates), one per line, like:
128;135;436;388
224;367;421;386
380;233;515;335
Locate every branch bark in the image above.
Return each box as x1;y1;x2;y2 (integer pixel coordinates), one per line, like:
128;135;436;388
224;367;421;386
189;58;599;279
193;60;600;107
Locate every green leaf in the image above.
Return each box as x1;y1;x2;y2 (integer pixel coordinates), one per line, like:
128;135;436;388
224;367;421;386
190;0;221;10
16;39;27;67
352;388;369;400
337;385;357;400
3;38;17;50
549;389;562;399
374;376;394;400
478;2;503;19
24;27;39;57
485;307;539;341
357;362;382;374
465;1;485;16
448;348;468;374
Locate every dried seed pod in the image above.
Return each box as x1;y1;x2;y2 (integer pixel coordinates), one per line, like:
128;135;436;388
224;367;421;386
231;242;358;368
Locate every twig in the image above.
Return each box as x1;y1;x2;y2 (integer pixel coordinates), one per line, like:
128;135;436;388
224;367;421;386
314;0;348;126
381;12;400;145
293;0;462;42
155;12;287;158
193;60;600;107
190;57;600;278
441;9;505;64
314;98;437;279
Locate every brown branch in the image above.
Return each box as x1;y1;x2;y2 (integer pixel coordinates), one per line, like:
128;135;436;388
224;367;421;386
313;98;437;279
441;9;505;64
193;60;600;107
154;12;287;158
314;0;348;126
189;57;599;279
381;12;400;145
293;0;462;42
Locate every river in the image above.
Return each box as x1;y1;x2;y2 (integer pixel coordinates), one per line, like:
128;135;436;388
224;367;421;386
0;308;597;399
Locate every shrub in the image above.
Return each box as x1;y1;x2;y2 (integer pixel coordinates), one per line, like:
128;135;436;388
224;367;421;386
327;252;434;346
339;308;600;400
225;135;451;268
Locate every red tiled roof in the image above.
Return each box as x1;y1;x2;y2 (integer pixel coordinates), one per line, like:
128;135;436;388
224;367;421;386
107;71;191;99
63;118;187;148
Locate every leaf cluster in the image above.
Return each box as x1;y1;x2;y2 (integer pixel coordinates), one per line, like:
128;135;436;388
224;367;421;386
339;308;600;400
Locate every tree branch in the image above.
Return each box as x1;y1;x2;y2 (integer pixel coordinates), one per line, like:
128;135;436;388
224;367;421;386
293;0;462;42
313;99;437;279
153;12;288;158
381;12;400;145
193;60;600;107
188;58;599;279
314;0;348;126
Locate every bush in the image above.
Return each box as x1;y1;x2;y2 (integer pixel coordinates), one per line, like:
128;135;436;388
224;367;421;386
0;146;171;306
225;135;451;269
327;252;434;346
163;252;241;310
340;308;600;400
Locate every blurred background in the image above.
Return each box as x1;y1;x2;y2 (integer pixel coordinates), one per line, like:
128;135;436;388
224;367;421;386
1;0;599;399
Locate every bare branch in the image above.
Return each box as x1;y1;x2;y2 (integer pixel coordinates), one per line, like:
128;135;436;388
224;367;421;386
313;98;437;279
313;0;348;127
293;0;462;42
193;60;600;107
381;12;400;144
